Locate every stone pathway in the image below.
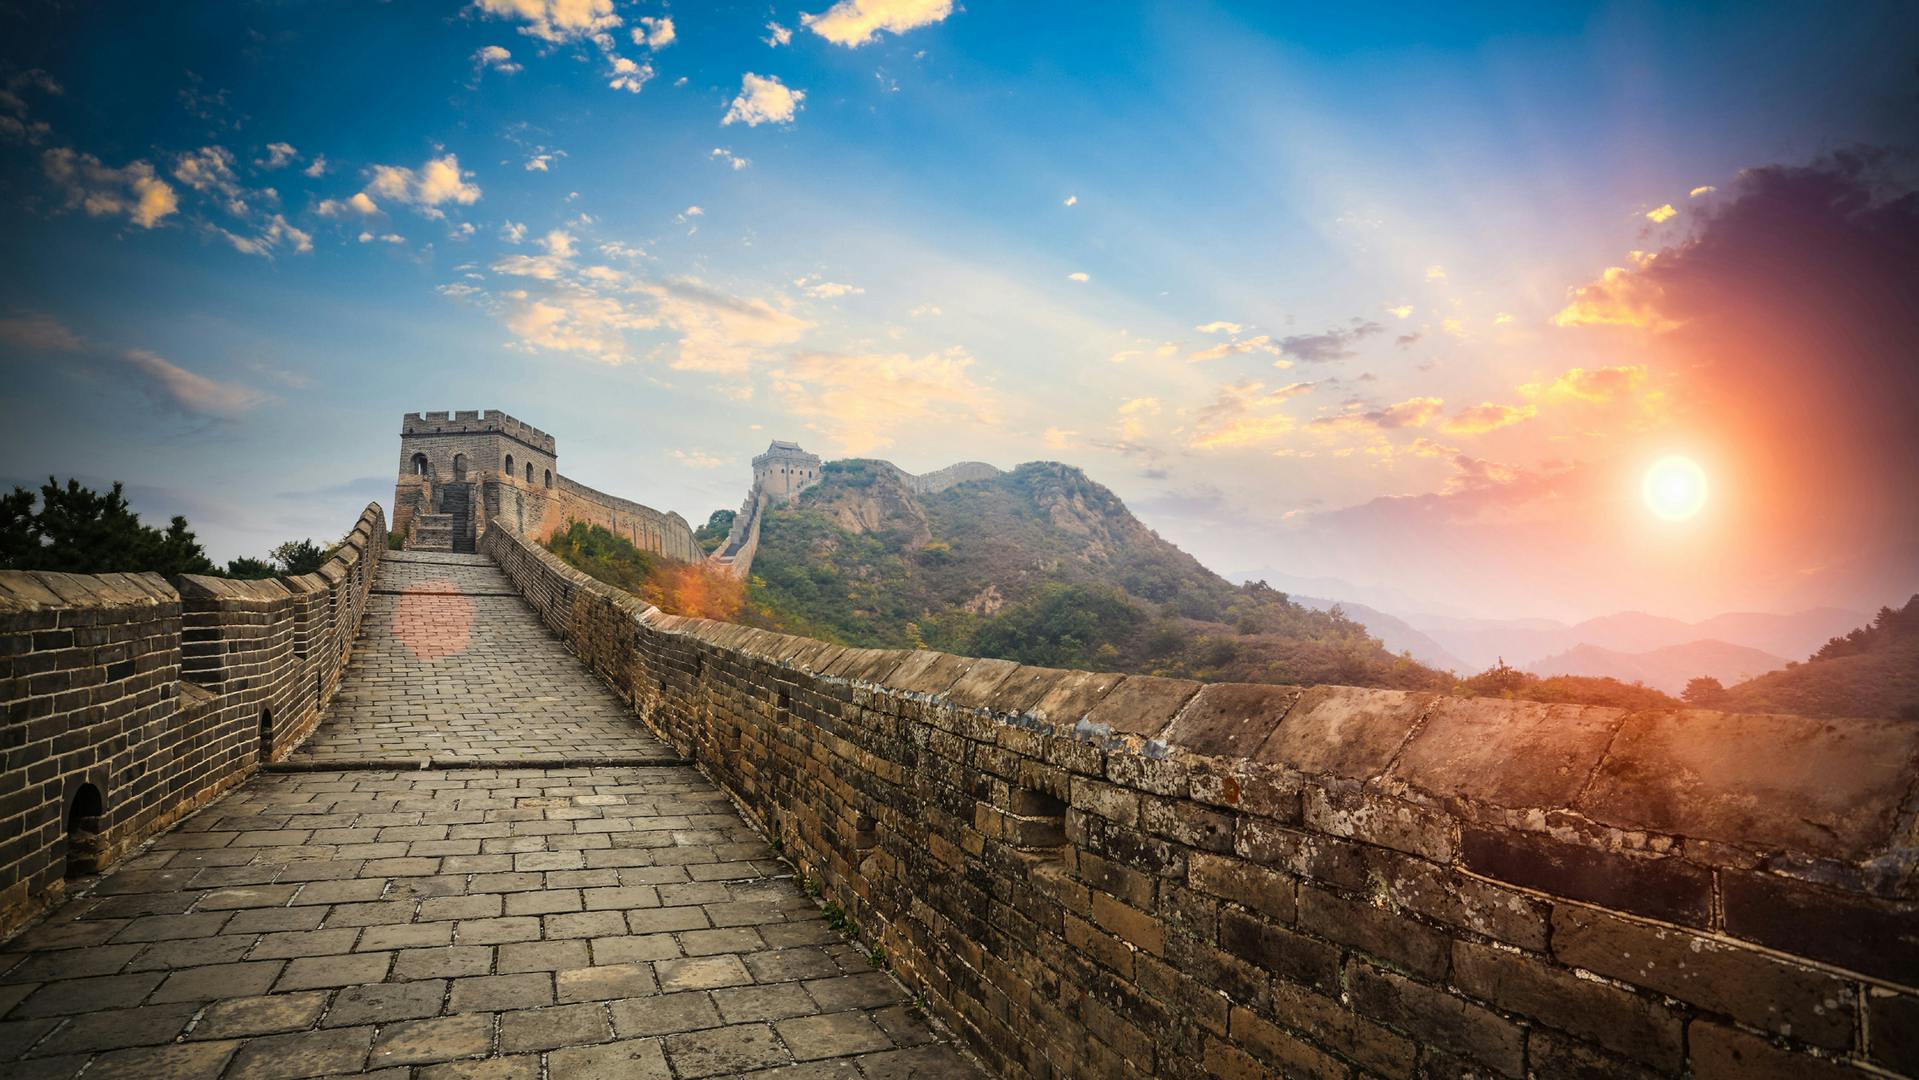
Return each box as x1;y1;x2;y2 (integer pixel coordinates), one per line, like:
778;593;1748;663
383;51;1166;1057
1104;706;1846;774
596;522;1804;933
289;553;677;765
0;552;981;1079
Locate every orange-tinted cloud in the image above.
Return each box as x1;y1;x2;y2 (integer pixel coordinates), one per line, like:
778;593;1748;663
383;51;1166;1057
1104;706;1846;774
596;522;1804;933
1440;401;1536;434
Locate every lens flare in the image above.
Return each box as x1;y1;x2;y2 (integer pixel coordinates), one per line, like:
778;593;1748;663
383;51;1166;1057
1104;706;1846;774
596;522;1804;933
1643;455;1708;521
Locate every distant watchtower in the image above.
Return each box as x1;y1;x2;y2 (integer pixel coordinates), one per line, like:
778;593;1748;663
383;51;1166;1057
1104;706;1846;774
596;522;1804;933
752;440;822;504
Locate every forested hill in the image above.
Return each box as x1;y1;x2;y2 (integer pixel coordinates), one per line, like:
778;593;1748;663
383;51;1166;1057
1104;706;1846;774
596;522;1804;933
1712;596;1919;719
744;459;1448;691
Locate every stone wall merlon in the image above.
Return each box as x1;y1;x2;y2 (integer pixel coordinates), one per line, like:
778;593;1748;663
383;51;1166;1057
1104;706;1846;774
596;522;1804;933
0;570;176;611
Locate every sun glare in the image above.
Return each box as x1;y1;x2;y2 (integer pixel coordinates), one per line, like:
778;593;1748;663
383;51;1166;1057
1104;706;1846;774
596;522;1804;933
1642;455;1708;521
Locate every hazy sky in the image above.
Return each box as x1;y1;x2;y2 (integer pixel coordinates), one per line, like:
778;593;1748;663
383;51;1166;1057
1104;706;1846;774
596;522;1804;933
2;1;1915;621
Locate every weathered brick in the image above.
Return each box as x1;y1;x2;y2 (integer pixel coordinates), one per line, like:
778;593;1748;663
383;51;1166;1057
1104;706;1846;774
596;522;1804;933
1722;869;1919;983
1346;959;1522;1078
1297;884;1448;979
1188;851;1297;924
1461;826;1713;927
1552;904;1854;1047
1452;940;1683;1070
1217;907;1339;994
1688;1020;1859;1079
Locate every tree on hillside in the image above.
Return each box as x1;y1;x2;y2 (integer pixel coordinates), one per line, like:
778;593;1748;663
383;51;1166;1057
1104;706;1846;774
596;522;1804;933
0;478;217;575
1682;676;1726;706
224;538;332;579
693;509;736;554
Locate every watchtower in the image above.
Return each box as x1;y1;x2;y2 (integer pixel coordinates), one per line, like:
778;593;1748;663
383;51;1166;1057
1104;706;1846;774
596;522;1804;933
393;410;558;550
752;440;822;504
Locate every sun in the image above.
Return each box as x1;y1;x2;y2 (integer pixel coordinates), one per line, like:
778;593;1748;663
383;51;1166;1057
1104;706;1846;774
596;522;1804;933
1643;455;1708;521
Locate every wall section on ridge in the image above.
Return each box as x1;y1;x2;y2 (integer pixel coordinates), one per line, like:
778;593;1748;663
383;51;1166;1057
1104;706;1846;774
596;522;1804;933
0;504;385;940
482;524;1919;1079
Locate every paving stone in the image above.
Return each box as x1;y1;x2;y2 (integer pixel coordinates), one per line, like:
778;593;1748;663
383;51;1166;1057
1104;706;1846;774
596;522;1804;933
369;1013;494;1066
455;917;542;945
804;972;905;1011
611;991;724;1036
30;1002;196;1055
547;1036;673;1079
275;952;393;990
0;943;143;981
392;945;493;979
777;1011;896;1060
225;1025;374;1079
357;922;454;951
497;939;590;973
10;972;165;1016
326;980;448;1026
449;973;553;1013
149;960;285;1003
252;928;362;959
84;1039;241;1080
556;962;658;1003
857;1045;987;1078
591;934;680;965
190;991;331;1039
657;954;753;992
418;1054;540;1080
665;1022;792;1077
714;982;822;1023
499;1002;613;1051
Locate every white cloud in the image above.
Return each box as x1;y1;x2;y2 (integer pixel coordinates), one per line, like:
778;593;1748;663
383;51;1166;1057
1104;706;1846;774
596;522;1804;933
608;55;653;93
1646;203;1678;224
1195;321;1242;335
474;45;522;75
909;303;942;318
42;148;178;228
122;348;267;418
302;155;328;178
474;0;618;44
723;73;804;126
1689;185;1717;198
542;229;575;257
357;231;405;245
502;221;527;243
771;347;991;453
504;292;656;364
643;279;813;372
709;147;750;170
259;142;298;169
634;16;675;48
525;148;565;171
1425;264;1447;283
317;191;380;217
764;21;793;46
219;214;313;258
364;154;481;218
801;0;954;47
1386;304;1414;319
1067;271;1089;283
1063;194;1077;206
671;449;727;468
679;205;703;220
802;280;864;299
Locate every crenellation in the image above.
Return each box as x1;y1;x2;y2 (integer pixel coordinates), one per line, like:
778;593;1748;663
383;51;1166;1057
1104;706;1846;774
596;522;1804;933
0;504;385;940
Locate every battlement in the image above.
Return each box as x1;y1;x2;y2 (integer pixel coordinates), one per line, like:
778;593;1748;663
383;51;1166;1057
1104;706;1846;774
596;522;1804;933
401;409;556;452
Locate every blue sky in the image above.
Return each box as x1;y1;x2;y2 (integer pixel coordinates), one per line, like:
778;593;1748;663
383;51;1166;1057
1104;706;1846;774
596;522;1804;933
3;1;1915;620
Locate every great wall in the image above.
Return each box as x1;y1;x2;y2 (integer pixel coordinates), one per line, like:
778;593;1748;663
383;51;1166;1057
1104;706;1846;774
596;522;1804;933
0;408;1914;1079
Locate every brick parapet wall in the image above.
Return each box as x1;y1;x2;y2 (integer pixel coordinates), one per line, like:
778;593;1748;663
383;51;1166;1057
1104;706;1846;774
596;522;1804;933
482;524;1919;1079
0;503;385;940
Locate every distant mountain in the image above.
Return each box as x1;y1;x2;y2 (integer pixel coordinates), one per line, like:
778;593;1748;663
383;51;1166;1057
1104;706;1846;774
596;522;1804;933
1294;595;1470;673
744;460;1448;691
1402;606;1867;672
1716;597;1919;719
1525;639;1789;696
1562;608;1866;660
1398;613;1574;673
